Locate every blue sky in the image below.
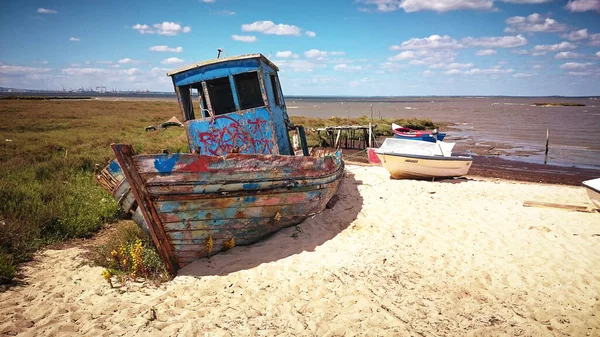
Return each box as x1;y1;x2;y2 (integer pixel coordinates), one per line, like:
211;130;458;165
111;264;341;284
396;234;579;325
1;0;599;96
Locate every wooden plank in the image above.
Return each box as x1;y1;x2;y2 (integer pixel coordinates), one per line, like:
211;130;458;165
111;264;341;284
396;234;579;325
157;201;324;223
111;144;180;275
154;190;326;213
523;201;592;213
145;172;342;195
164;216;305;234
133;152;339;176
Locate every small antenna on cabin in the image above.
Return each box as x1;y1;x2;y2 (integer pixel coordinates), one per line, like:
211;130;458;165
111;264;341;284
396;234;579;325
217;49;223;58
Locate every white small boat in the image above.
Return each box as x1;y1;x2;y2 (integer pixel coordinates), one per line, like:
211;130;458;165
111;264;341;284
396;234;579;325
582;178;600;210
374;138;472;179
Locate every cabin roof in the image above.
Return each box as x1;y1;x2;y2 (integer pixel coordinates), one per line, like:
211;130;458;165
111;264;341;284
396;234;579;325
166;53;278;77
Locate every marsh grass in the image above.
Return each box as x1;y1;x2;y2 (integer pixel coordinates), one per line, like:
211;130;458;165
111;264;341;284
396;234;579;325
0;99;440;284
0;100;188;284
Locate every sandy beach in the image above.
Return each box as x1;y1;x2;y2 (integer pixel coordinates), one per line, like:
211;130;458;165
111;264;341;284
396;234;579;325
1;165;599;336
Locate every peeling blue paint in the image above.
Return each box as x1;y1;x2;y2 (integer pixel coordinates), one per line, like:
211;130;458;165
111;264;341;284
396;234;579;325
242;183;260;190
109;160;121;174
154;154;180;174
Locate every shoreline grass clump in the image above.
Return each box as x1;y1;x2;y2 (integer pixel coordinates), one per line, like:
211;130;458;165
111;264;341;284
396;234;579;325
94;222;169;287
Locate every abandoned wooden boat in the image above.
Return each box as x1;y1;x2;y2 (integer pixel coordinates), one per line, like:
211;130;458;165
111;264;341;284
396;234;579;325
98;54;344;274
392;123;446;142
373;138;472;179
582;178;600;210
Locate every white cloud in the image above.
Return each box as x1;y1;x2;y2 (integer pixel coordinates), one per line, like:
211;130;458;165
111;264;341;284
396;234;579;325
200;0;215;3
304;49;345;59
333;64;364;71
464;67;514;75
241;21;301;36
388;51;417;61
590;33;600;47
567;71;592;76
276;59;326;72
70;63;81;67
462;35;527;48
413;50;458;64
423;70;435;76
501;0;551;2
275;51;299;58
358;0;495;13
69;37;80;42
41;61;49;64
512;72;536;78
555;51;583;59
505;13;567;33
132;24;153;34
155;22;191;35
0;65;52;75
97;61;112;64
380;62;407;71
220;10;236;15
132;22;191;35
560;62;594;69
430;62;474;69
404;0;495;12
445;69;462;75
597;51;600;57
161;57;184;65
476;49;497;56
532;41;576;55
561;29;589;41
37;8;57;14
118;58;142;64
231;35;257;43
390;35;462;50
149;45;183;52
565;0;600;12
533;64;543;69
305;31;317;38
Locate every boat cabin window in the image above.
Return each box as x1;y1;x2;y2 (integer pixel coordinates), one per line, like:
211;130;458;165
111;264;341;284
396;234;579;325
205;76;236;115
234;72;264;110
196;85;208;118
269;73;281;106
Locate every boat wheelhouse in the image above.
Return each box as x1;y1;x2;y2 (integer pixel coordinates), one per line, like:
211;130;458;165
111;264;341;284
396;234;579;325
168;53;307;156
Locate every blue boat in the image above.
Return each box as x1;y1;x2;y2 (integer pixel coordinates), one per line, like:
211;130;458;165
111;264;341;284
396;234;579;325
98;54;344;274
392;123;446;142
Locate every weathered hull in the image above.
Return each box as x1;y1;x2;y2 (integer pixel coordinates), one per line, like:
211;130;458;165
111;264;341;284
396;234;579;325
375;152;472;179
110;144;344;274
582;178;600;209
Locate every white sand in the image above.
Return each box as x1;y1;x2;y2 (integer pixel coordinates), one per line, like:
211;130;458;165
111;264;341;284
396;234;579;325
1;165;599;336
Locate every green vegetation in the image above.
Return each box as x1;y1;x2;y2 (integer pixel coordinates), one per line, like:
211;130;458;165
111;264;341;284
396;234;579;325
0;100;188;284
0;100;441;284
94;222;168;286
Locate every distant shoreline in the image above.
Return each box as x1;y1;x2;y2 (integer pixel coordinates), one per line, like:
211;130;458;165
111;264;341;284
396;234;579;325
1;92;600;101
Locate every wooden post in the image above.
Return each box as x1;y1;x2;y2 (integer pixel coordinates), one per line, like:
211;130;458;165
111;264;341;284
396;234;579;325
545;129;549;155
368;123;372;148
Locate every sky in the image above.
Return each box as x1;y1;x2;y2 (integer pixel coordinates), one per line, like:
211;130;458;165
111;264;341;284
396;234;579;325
1;0;599;96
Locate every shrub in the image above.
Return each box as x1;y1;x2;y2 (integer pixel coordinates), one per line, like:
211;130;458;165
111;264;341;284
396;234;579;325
0;252;16;284
94;222;168;285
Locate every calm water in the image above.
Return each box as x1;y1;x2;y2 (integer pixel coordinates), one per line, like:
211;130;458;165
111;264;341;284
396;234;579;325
285;97;600;170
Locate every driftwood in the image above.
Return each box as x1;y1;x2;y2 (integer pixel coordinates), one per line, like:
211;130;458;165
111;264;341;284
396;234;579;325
523;201;592;213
